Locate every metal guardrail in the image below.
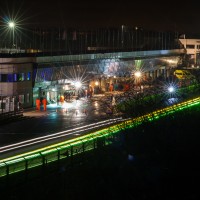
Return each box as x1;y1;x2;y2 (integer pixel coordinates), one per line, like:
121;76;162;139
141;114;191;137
0;96;200;177
0;110;23;125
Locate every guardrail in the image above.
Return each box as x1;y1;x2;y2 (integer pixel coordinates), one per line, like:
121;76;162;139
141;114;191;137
0;110;24;125
0;96;200;178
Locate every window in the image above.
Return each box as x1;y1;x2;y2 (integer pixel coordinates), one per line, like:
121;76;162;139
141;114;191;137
13;73;17;82
7;74;14;82
186;44;195;49
1;74;7;82
17;73;25;81
0;72;29;82
0;101;6;109
26;72;31;80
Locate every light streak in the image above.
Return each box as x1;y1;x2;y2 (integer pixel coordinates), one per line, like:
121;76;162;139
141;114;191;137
0;118;123;154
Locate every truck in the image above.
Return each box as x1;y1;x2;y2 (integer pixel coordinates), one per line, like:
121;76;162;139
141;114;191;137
174;69;196;87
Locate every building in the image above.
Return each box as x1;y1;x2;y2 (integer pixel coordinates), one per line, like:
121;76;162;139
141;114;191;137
179;34;200;68
0;56;34;113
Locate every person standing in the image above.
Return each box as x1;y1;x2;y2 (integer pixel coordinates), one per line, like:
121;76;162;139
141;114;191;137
42;98;47;111
36;98;41;111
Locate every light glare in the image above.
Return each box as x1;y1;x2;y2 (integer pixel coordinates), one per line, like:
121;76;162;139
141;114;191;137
168;86;174;93
8;21;15;28
75;81;82;88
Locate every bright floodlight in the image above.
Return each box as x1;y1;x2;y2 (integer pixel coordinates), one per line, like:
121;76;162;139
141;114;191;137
134;71;141;78
75;81;82;89
168;86;175;93
8;21;15;28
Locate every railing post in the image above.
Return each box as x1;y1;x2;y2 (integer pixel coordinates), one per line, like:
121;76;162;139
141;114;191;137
6;163;9;176
70;146;73;166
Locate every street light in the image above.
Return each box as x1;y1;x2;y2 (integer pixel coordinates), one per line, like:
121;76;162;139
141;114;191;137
8;21;15;48
163;82;179;105
166;85;178;105
74;81;82;89
134;71;142;91
168;86;175;93
134;71;141;78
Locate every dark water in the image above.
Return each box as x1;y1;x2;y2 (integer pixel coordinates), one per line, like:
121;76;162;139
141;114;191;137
1;107;200;200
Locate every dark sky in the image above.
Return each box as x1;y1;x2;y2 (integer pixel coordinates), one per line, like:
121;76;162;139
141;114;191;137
1;0;199;34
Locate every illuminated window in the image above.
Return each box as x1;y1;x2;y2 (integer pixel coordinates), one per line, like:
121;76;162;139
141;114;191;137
7;74;14;82
17;73;25;81
21;73;25;81
14;73;17;82
27;72;31;80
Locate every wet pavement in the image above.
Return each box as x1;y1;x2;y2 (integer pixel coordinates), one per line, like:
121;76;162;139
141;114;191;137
0;95;114;147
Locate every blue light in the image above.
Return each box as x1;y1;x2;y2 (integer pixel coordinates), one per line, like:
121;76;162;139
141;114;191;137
168;86;174;93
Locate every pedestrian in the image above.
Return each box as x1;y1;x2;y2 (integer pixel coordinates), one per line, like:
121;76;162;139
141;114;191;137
42;98;47;111
36;98;41;110
109;83;114;92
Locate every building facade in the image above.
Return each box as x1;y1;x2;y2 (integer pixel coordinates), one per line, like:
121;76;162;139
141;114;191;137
0;57;35;112
179;38;200;68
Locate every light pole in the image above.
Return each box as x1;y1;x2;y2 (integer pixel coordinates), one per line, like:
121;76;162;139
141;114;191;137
8;21;15;48
135;26;138;50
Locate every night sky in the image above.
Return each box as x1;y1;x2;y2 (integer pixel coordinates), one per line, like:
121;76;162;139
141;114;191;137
1;0;200;34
